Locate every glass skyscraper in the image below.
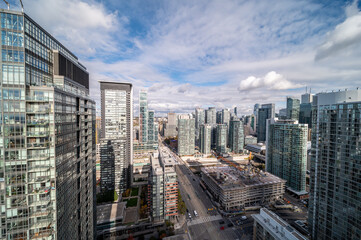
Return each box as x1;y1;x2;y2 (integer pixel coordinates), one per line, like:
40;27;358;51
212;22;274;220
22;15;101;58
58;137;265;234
177;115;195;156
0;9;96;239
99;82;133;195
266;119;308;194
229;119;244;154
199;124;211;155
286;97;300;120
308;89;361;240
216;124;227;154
257;103;275;142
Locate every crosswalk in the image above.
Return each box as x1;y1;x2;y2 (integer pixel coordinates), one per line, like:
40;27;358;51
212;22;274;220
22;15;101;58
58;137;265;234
187;214;223;226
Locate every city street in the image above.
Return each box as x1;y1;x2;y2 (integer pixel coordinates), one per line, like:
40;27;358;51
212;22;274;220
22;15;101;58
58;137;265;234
160;140;244;240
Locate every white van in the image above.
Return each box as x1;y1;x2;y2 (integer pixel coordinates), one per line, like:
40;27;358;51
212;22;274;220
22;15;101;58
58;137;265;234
194;210;198;217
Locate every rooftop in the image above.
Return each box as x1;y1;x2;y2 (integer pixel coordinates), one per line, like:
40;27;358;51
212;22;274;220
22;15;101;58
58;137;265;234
97;202;126;225
252;208;308;240
201;165;285;189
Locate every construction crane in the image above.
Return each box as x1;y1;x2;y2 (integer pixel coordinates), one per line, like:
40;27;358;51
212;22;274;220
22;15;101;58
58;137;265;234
216;155;246;172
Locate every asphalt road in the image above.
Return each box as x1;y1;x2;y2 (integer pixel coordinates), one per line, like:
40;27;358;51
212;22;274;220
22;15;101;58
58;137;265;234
161;142;243;240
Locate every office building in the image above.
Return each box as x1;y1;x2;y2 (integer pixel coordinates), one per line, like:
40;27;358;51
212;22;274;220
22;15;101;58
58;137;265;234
257;103;275;142
177;115;195;155
201;166;285;211
195;108;205;130
278;108;287;119
199;124;212;154
266;119;308;195
216;110;222;124
0;9;96;239
216;124;228;154
286;97;300;120
164;112;177;138
206;107;216;125
229;120;245;153
134;91;158;154
254;103;260;118
234;107;237;117
221;109;230;126
301;92;313;104
100;82;133;195
253;208;307;240
299;93;313;127
308;89;361;240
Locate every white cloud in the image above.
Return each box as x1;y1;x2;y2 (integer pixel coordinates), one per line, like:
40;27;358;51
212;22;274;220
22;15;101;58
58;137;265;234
238;71;303;91
316;1;361;60
24;0;124;56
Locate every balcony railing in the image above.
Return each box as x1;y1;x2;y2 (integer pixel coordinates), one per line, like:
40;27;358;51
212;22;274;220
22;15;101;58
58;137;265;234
27;132;49;137
26;96;51;102
27;119;50;125
27;142;50;149
27;154;50;161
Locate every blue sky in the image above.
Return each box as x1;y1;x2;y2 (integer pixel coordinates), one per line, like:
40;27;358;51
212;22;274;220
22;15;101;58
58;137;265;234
8;0;361;115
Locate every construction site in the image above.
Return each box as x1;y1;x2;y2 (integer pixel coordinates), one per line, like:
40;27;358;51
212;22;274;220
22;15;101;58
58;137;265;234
201;157;286;211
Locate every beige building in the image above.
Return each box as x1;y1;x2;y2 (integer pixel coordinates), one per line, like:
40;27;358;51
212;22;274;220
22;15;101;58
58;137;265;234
201;166;285;211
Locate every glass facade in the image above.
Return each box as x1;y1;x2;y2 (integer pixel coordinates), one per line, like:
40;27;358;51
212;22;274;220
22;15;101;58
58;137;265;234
0;10;96;240
286;97;300;120
309;93;361;240
100;83;132;195
229;120;244;154
266;120;308;193
177;116;195;156
257;103;275;142
216;124;227;154
199;124;211;154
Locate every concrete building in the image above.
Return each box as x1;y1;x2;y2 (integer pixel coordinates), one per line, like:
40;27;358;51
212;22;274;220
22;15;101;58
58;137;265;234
149;153;164;221
266;119;308;195
257;104;275;142
164;112;177;138
100;82;133;195
216;124;228;154
199;124;212;155
286;97;300;120
201;166;285;211
149;151;178;221
177;115;195;155
308;89;361;240
0;9;96;239
229;119;244;153
253;208;307;240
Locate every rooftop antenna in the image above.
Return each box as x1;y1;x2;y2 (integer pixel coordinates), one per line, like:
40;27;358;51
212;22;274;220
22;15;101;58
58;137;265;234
19;0;23;12
2;0;9;10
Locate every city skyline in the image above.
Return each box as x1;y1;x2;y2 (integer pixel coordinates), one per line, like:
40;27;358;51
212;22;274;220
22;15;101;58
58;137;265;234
7;0;361;115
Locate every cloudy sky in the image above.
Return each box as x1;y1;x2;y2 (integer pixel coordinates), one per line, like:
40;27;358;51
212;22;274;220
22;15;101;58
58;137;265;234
10;0;361;115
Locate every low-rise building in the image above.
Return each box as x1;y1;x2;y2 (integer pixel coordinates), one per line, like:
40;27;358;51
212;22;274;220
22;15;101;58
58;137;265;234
253;208;307;240
201;166;285;211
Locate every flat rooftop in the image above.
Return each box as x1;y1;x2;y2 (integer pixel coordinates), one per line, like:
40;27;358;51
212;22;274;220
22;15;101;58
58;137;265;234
202;165;285;189
97;202;126;225
159;146;177;166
